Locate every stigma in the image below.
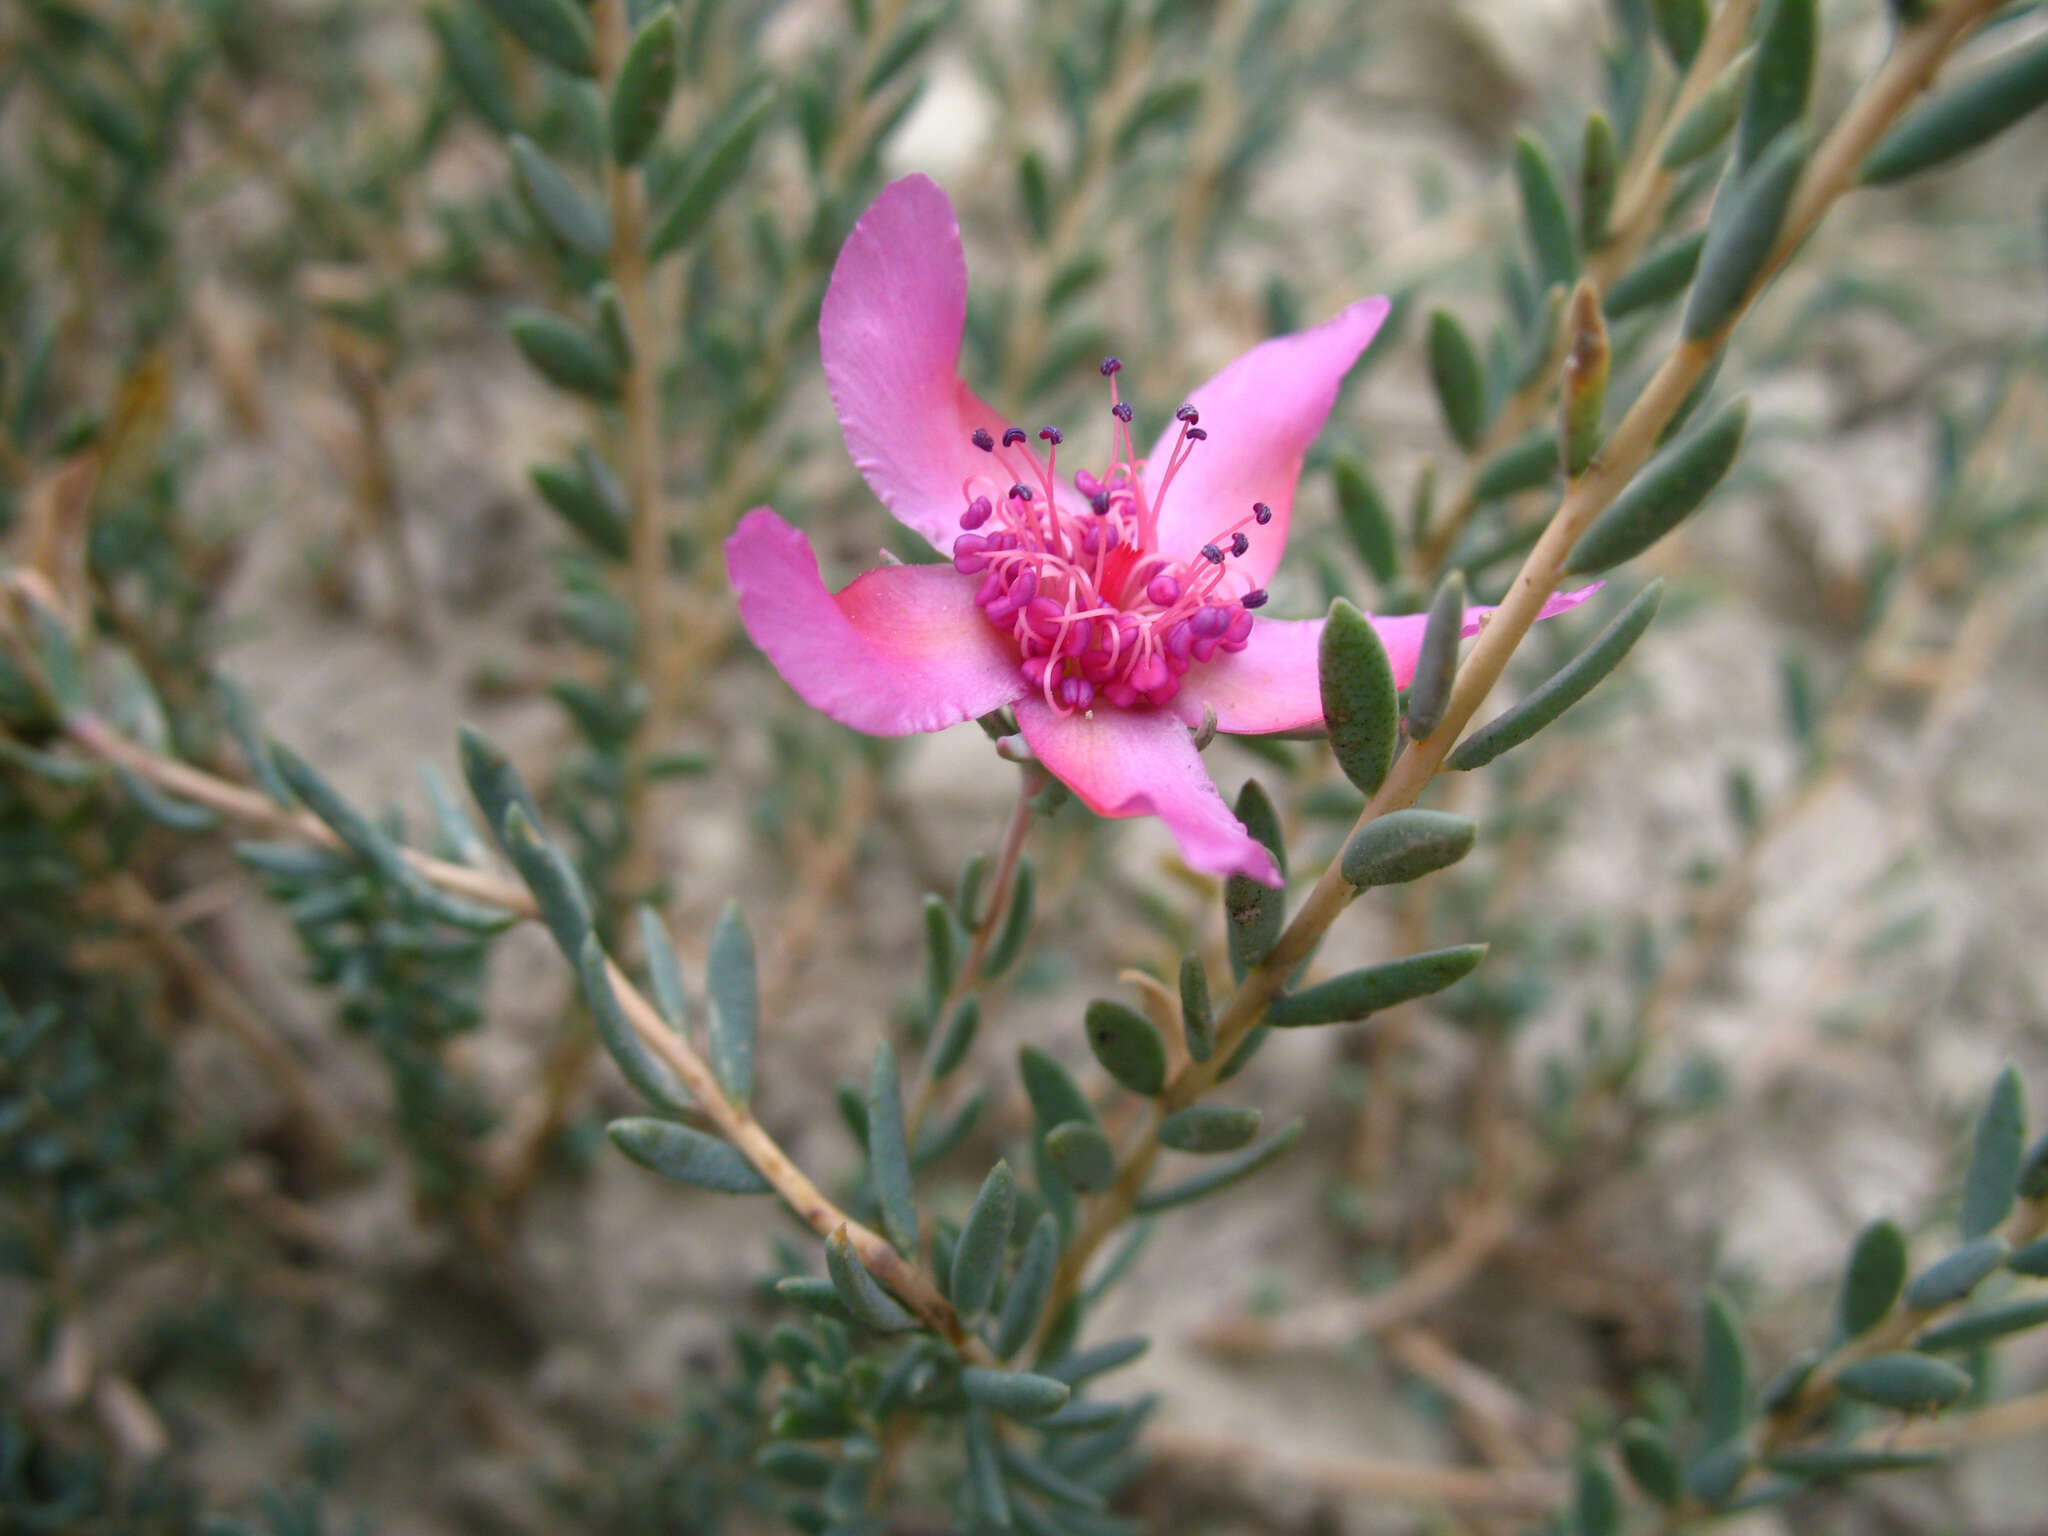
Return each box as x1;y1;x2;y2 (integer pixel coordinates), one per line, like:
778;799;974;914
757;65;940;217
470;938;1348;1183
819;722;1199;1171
948;361;1271;716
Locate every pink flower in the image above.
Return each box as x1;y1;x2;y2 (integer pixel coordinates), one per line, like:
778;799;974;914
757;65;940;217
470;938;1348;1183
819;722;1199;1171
728;175;1590;886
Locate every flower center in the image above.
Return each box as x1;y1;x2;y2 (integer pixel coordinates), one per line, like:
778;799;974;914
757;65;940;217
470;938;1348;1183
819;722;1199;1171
949;358;1271;716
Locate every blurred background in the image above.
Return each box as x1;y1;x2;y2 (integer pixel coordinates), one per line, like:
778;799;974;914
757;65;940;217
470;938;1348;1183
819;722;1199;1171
3;0;2046;1531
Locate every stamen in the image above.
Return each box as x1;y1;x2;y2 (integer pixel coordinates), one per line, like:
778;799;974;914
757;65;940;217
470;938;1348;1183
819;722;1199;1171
1002;427;1027;447
1230;531;1249;557
1201;544;1224;564
1010;483;1033;502
1038;427;1063;445
972;427;995;452
1185;426;1207;441
960;495;992;530
1175;404;1199;424
1112;402;1133;422
1100;357;1122;375
1242;589;1268;609
1253;501;1273;524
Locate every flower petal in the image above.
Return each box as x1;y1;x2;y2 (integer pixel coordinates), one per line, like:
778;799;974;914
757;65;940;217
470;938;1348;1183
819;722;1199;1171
727;508;1025;736
1142;296;1391;587
1174;587;1603;736
1015;697;1280;886
820;174;1014;552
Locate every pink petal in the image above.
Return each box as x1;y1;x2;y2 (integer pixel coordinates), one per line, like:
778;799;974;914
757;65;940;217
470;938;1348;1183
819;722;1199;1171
727;508;1026;735
1142;296;1391;587
1175;587;1603;736
1015;697;1281;886
820;175;1013;553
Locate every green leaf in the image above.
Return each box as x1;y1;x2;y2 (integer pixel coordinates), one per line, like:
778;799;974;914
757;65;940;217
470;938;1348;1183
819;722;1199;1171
997;1442;1107;1509
116;767;221;832
912;1087;984;1167
771;1275;856;1324
1133;1117;1303;1212
706;900;758;1104
609;7;677;166
863;5;941;98
268;744;402;887
477;0;594;76
1913;1295;2048;1353
1737;0;1815;172
1471;426;1560;502
214;673;294;806
1043;1122;1117;1193
2020;1127;2048;1199
1040;1335;1149;1386
1333;458;1398;583
1904;1235;2011;1309
637;905;690;1033
1833;1351;1972;1413
1683;127;1810;340
1084;999;1167;1097
961;1366;1070;1421
531;457;629;558
951;1161;1016;1317
1607;230;1704;319
1402;574;1467;741
648;83;775;258
1575;1455;1620;1536
1514;131;1579;289
578;936;693;1114
921;893;957;1015
1564;399;1748;574
1666;74;1744;181
1700;1292;1748;1445
510;135;610;258
2006;1232;2048;1277
866;1042;919;1255
1179;952;1214;1064
1579;110;1618;248
1019;1045;1096;1130
1685;1441;1750;1507
430;5;517;134
1113;77;1202;158
1018;149;1053;242
458;723;541;844
608;1117;770;1193
1427;309;1488;450
1158;1104;1262;1154
1838;1218;1908;1340
1340;809;1477;889
1960;1064;2026;1240
1648;0;1707;67
984;858;1035;977
1618;1420;1681;1506
825;1226;917;1332
1320;599;1399;797
1766;1447;1944;1481
1864;32;2048;183
1224;779;1286;980
994;1213;1058;1358
509;309;622;400
928;996;980;1081
1266;945;1487;1027
1448;580;1665;771
754;1443;837;1488
963;1410;1009;1527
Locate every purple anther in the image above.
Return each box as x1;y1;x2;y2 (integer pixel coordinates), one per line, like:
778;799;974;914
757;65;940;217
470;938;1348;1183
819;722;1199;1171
1191;605;1230;639
1201;544;1224;564
1074;469;1104;498
1112;402;1134;423
1165;620;1194;660
960;496;993;530
1100;521;1121;551
1022;655;1051;687
1089;492;1112;516
1002;427;1027;446
1230;531;1250;557
1059;675;1096;711
1252;501;1273;525
953;533;991;574
1131;654;1170;693
1009;569;1038;606
971;427;996;452
1100;357;1122;376
1104;680;1139;709
976;569;1006;606
1146;573;1181;606
1146;675;1181;707
1185;427;1207;442
1038;426;1063;445
1023;596;1065;641
1240;589;1268;610
1225;607;1256;643
1175;404;1199;424
1010;483;1033;502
